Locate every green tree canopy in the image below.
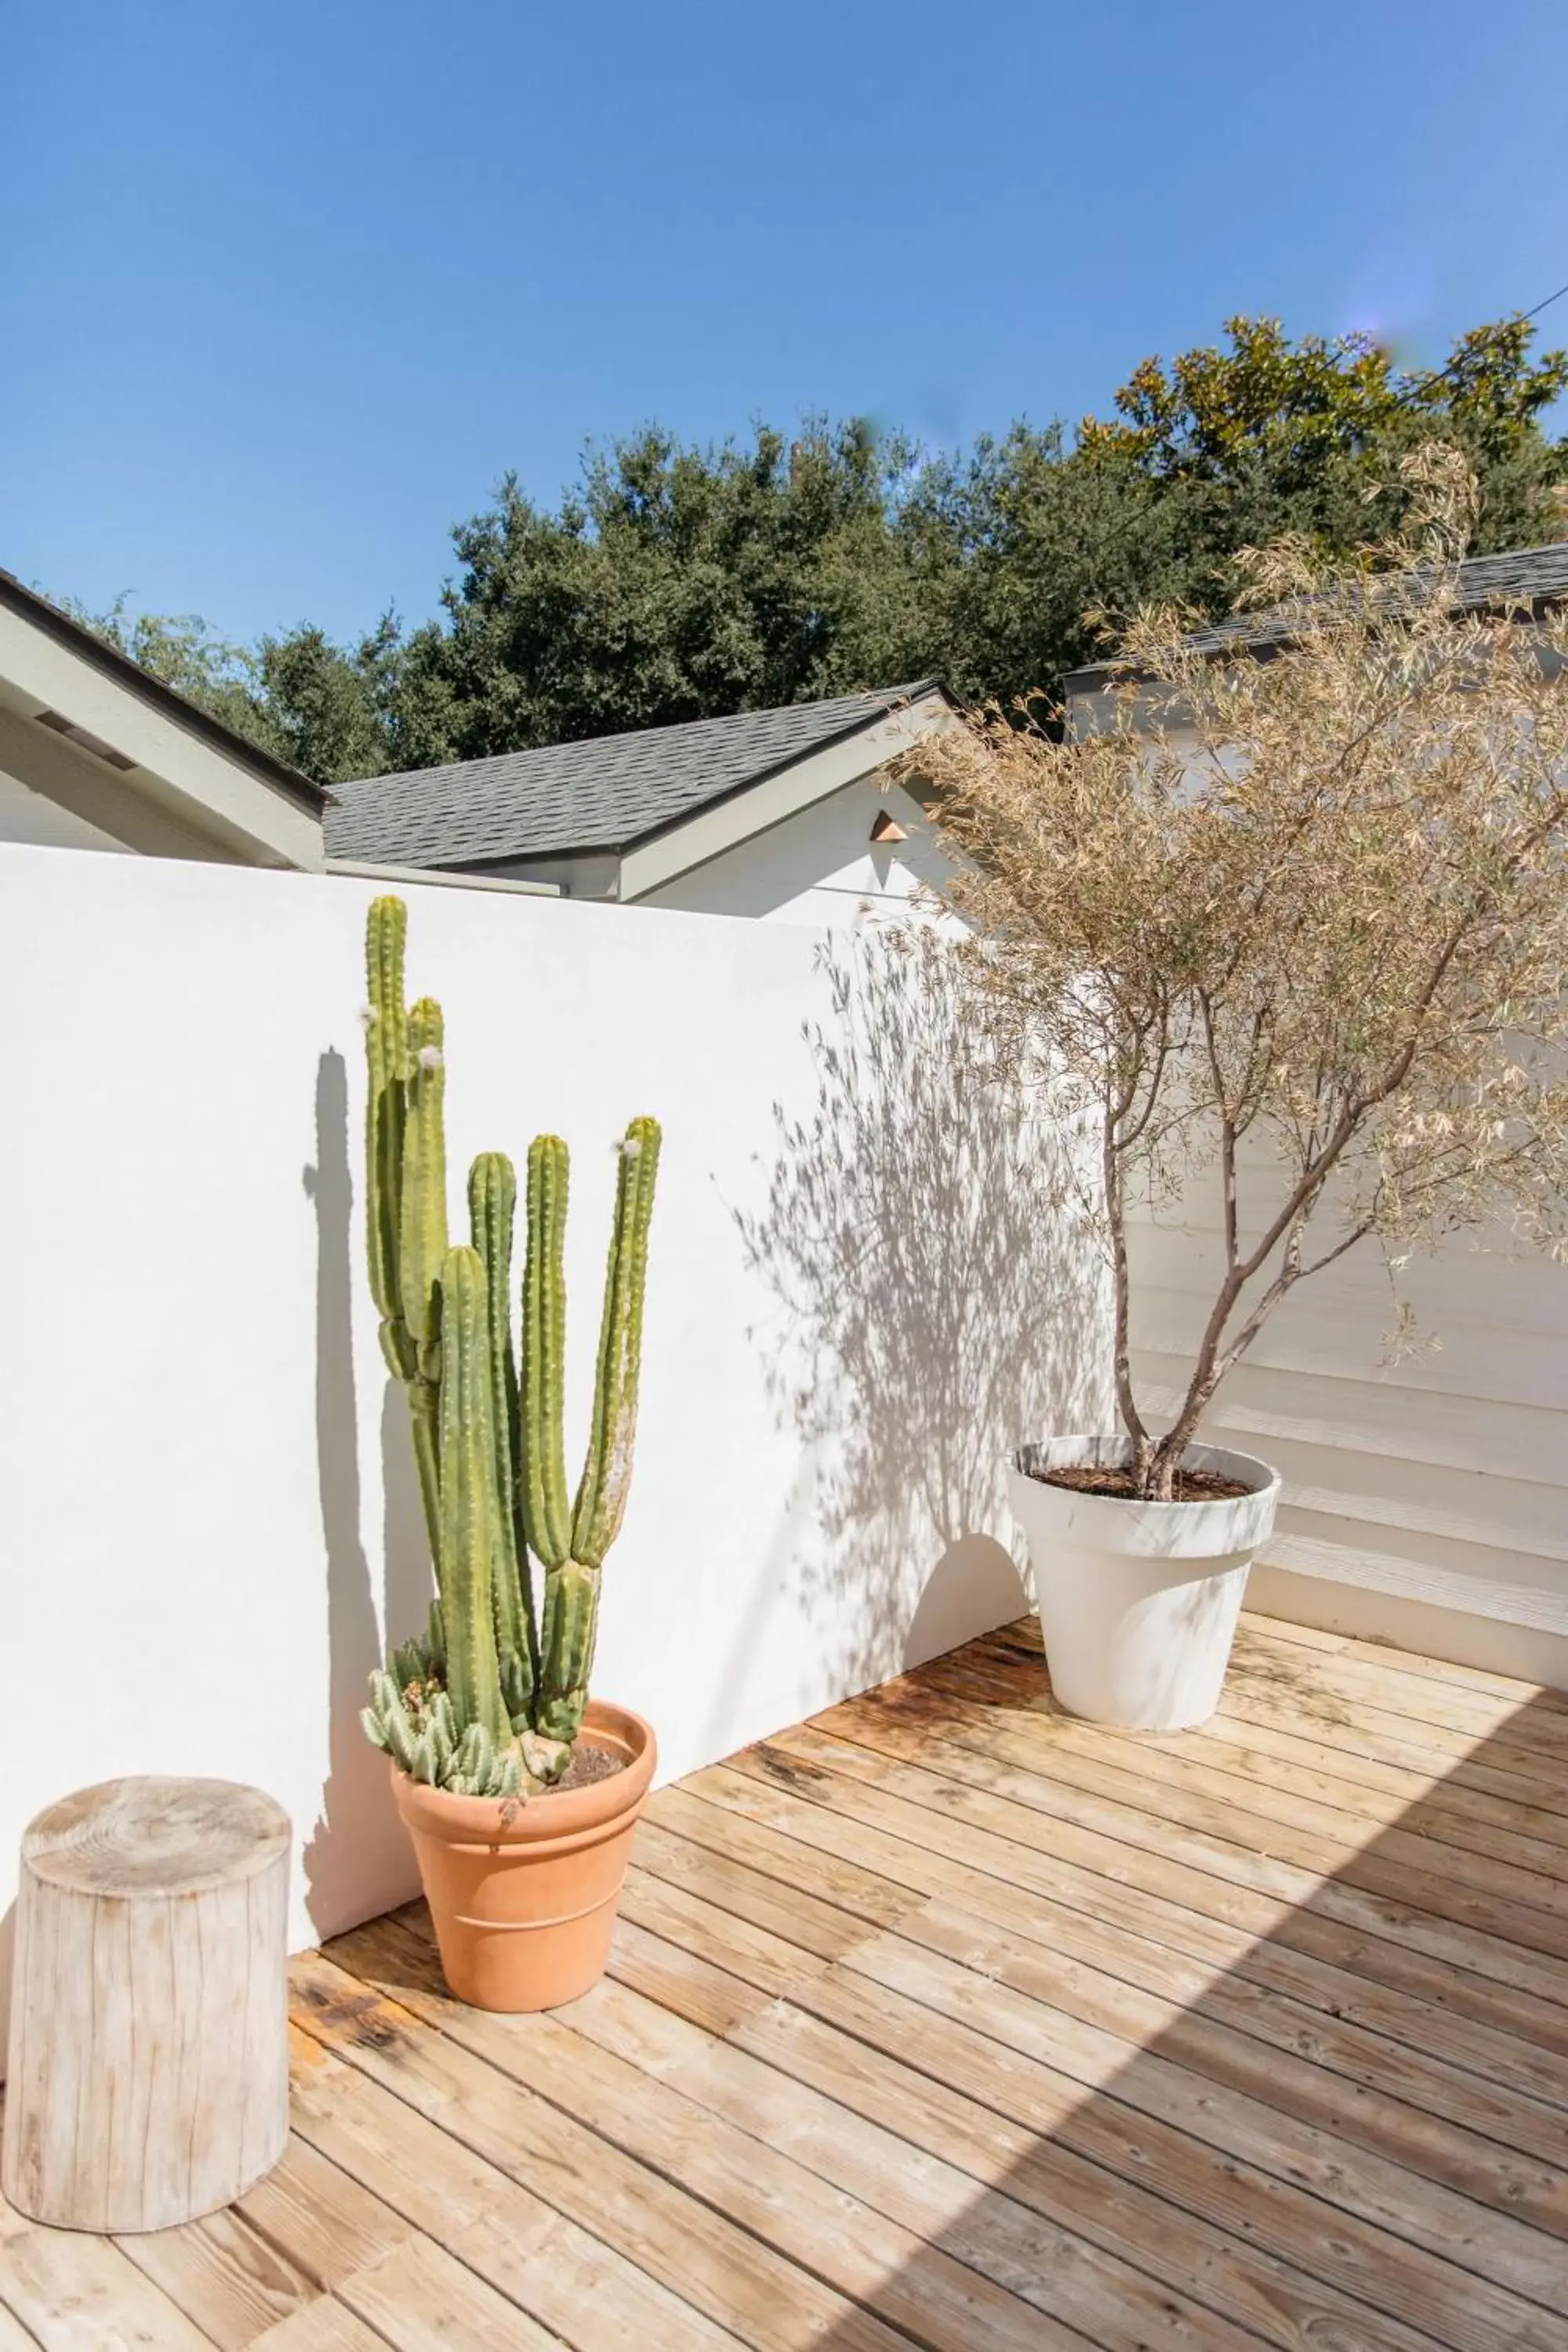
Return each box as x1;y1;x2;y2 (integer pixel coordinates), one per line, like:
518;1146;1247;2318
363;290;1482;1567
59;313;1567;783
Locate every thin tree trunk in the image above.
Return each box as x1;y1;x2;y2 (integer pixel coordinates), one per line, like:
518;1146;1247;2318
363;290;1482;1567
1103;1107;1149;1484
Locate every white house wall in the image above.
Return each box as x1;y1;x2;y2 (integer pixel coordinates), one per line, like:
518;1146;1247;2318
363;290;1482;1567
0;841;1105;2060
634;773;960;923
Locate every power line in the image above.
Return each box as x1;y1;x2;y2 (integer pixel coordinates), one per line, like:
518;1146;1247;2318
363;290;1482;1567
1385;276;1568;412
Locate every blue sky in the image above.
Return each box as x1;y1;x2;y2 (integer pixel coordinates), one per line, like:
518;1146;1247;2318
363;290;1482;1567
5;0;1567;647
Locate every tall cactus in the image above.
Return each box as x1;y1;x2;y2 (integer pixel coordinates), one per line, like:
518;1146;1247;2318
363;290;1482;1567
359;896;660;1798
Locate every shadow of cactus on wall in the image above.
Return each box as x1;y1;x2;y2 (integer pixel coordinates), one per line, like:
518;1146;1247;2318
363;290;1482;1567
736;927;1110;1695
301;1047;428;1940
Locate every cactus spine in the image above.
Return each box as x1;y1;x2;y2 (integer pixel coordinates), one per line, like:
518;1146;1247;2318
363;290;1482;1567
359;897;659;1798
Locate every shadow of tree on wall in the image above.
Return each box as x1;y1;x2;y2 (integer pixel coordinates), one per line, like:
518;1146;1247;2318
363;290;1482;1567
735;929;1108;1696
785;1620;1568;2351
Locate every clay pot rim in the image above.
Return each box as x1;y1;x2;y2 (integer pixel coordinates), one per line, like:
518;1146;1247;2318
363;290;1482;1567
390;1697;655;1848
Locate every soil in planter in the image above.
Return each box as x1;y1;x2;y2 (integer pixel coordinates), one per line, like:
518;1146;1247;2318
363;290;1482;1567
554;1740;628;1794
1031;1462;1254;1502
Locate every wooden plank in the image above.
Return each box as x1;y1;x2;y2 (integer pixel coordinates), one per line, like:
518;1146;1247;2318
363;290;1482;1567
981;1619;1568;1824
938;1645;1568;1915
0;2194;216;2351
724;1962;1457;2352
909;1890;1568;2222
605;1875;1566;2352
289;1955;898;2352
708;1731;1568;2093
336;2238;564;2352
114;2208;318;2349
769;1710;1568;2004
1257;1615;1568;1711
1218;1666;1568;1822
622;1859;1568;2292
237;2137;414;2293
645;1782;1568;2118
1260;1618;1568;1712
1230;1621;1568;1755
571;1951;1279;2352
249;2303;389;2352
921;1643;1568;1895
185;1621;1568;2352
884;1618;1568;1853
327;1918;1058;2352
1135;1664;1568;1857
632;1818;1568;2178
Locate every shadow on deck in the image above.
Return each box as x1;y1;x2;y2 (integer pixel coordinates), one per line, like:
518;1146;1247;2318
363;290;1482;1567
8;1613;1568;2352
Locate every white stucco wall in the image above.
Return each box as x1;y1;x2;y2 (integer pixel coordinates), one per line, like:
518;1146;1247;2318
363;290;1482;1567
0;843;1105;2058
634;775;960;924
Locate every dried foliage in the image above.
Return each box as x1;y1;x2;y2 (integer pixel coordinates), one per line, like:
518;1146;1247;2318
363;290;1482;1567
902;446;1568;1499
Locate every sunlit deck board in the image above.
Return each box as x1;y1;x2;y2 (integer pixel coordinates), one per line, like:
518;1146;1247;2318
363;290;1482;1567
7;1612;1568;2351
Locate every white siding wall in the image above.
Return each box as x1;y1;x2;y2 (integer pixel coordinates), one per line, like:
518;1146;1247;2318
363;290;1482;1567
635;775;960;924
1132;1196;1568;1684
0;841;1105;2060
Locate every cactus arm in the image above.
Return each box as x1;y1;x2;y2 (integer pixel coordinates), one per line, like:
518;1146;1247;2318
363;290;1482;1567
408;1364;444;1591
365;899;415;1377
393;996;448;1576
521;1135;572;1570
571;1118;661;1566
534;1118;660;1756
533;1561;602;1756
469;1152;538;1702
436;1246;512;1751
401;999;449;1374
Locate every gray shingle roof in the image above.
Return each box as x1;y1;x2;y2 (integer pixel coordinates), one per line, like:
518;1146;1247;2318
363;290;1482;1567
1065;541;1568;691
325;681;942;869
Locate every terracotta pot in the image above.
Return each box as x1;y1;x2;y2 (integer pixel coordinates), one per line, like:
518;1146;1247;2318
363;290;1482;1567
391;1698;655;2011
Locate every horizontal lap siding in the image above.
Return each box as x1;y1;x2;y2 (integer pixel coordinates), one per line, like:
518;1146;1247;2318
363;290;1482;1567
1128;1217;1568;1685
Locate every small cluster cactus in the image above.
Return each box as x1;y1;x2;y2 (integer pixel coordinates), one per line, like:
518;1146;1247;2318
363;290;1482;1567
358;897;660;1795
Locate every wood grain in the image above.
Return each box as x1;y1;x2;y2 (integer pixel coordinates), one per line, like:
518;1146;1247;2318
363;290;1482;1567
2;1777;290;2235
10;1615;1568;2352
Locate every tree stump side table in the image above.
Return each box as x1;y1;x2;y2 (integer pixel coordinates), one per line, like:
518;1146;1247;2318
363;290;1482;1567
2;1776;291;2233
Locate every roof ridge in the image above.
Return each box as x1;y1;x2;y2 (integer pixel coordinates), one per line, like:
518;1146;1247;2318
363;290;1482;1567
335;677;940;800
325;677;949;867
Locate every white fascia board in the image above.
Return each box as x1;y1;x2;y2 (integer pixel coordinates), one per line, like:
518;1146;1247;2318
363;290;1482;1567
326;858;561;897
0;604;325;871
618;689;954;901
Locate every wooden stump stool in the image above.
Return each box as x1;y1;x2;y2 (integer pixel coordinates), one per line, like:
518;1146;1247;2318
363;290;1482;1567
2;1777;290;2233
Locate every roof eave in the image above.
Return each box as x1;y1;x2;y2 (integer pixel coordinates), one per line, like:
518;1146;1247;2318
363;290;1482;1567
0;569;327;817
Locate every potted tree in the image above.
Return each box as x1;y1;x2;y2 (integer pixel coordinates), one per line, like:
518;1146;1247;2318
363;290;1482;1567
907;448;1568;1730
358;896;661;2009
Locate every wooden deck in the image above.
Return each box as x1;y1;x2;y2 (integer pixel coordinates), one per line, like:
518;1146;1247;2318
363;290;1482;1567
9;1613;1568;2350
